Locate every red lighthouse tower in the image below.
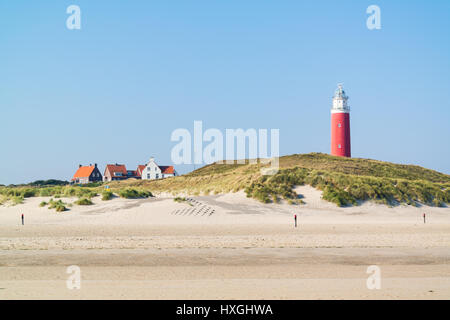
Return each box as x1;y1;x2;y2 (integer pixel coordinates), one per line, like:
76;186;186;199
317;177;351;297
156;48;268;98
331;84;351;157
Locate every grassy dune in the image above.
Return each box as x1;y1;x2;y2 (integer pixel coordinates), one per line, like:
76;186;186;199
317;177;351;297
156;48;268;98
108;153;450;206
1;153;449;207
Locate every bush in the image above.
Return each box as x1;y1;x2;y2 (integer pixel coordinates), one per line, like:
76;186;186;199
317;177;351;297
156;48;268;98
22;189;37;198
118;188;152;199
48;199;67;212
39;201;47;207
11;196;24;206
75;198;93;205
102;190;114;201
322;186;357;207
64;187;97;199
29;179;69;186
54;204;67;212
80;182;103;188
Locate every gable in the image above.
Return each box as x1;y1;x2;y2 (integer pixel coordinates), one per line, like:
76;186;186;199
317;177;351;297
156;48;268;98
144;161;161;172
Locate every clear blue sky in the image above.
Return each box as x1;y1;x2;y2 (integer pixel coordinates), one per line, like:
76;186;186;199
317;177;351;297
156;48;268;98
1;0;449;184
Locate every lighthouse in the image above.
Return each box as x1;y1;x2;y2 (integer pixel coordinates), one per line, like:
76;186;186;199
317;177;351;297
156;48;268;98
331;84;351;157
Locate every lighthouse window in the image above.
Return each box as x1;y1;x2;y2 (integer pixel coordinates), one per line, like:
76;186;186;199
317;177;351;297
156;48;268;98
338;144;341;149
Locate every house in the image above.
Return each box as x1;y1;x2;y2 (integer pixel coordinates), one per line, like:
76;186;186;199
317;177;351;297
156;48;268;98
103;164;128;182
126;170;141;179
141;157;177;180
72;164;102;184
136;165;146;177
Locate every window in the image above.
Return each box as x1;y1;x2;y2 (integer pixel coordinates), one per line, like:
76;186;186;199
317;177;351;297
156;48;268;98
338;123;341;128
147;167;150;171
156;174;159;179
147;174;150;179
338;144;341;149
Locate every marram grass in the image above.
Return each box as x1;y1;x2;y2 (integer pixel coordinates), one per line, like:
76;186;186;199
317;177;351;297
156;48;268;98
1;153;449;208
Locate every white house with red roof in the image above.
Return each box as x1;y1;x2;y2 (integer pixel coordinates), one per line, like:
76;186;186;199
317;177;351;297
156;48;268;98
141;157;177;180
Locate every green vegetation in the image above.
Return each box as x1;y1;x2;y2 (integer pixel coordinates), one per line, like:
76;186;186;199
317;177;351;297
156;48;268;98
48;199;68;212
39;201;48;207
138;152;448;207
118;188;153;199
1;153;449;208
11;196;24;206
174;197;193;206
28;179;69;187
75;197;93;206
62;187;98;198
101;190;114;201
78;182;103;188
174;197;187;203
245;166;450;207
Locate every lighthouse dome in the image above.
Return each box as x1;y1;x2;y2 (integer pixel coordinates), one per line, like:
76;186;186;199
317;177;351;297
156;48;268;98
334;84;348;100
331;84;350;112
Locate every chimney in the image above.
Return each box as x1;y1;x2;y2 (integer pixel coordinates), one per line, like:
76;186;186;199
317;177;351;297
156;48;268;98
79;164;82;168
89;164;92;166
95;163;97;167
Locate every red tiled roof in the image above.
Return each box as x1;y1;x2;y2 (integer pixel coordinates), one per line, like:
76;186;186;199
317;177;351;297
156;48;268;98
137;165;146;175
105;164;127;176
72;165;95;180
159;166;175;174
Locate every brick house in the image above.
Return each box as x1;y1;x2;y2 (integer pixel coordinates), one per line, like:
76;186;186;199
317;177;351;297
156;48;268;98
103;164;129;182
72;164;103;184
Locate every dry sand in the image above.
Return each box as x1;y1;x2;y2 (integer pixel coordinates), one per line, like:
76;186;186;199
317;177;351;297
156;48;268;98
0;186;449;299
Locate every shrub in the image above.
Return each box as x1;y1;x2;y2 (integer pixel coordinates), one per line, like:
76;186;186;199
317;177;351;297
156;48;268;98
11;196;24;206
22;189;37;198
81;182;103;188
174;197;193;206
118;188;152;199
322;186;357;207
64;187;97;199
75;198;93;205
102;190;114;201
48;199;67;212
39;201;47;207
54;204;67;212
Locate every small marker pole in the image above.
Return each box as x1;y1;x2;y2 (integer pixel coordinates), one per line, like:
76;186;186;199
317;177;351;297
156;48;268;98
21;213;24;226
423;213;426;224
294;214;297;228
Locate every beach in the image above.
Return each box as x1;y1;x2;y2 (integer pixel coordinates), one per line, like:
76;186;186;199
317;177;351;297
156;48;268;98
1;186;449;299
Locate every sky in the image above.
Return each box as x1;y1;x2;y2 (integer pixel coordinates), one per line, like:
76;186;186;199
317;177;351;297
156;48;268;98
0;0;449;185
